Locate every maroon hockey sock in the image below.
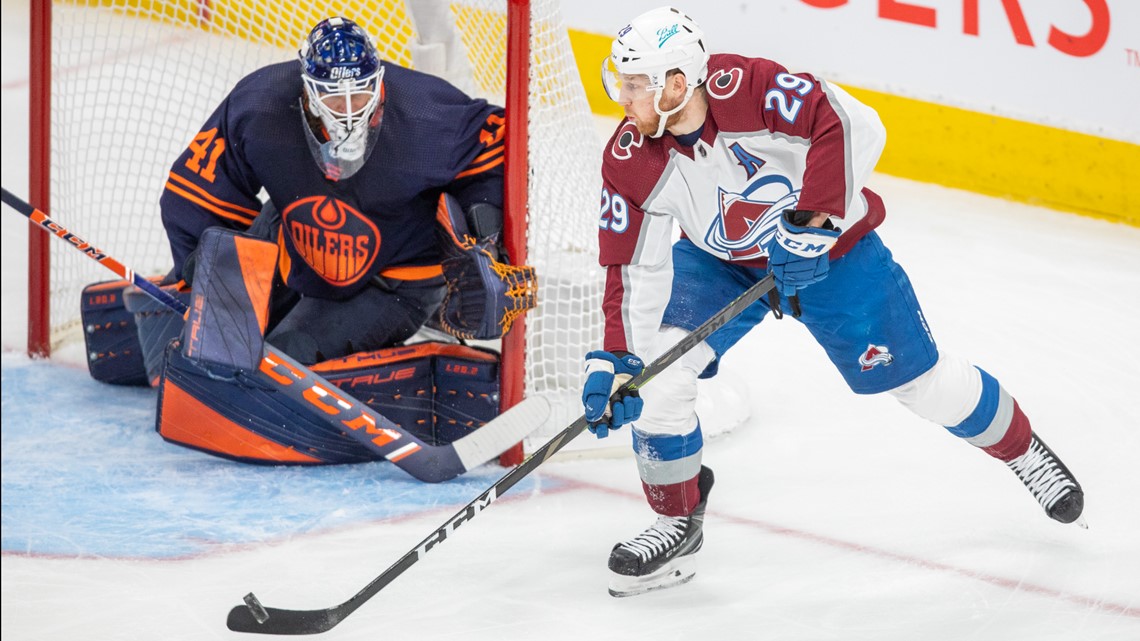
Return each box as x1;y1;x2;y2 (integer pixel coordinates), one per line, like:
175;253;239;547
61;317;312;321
982;400;1033;461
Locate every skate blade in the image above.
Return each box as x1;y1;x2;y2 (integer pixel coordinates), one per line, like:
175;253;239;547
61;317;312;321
608;556;696;598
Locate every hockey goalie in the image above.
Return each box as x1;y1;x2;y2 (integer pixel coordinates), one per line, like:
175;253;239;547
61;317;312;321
79;17;538;473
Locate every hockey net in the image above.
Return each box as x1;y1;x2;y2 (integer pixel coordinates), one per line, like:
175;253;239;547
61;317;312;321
38;0;606;451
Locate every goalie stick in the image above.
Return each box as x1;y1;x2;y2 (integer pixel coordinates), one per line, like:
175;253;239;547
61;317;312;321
224;272;778;635
0;187;549;481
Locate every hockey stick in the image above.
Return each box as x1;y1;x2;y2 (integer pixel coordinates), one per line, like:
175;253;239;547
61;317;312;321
1;187;190;315
1;187;549;481
225;272;777;635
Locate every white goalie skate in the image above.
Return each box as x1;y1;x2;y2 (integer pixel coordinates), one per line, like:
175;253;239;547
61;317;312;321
608;466;713;597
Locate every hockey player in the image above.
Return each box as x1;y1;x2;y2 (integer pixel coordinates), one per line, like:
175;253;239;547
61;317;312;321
581;6;1085;597
142;16;536;466
160;16;510;365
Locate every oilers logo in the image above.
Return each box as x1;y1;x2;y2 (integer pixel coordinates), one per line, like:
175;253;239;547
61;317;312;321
705;174;799;261
858;344;894;372
282;196;381;287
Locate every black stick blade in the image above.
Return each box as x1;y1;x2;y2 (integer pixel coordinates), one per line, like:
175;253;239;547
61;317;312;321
226;603;344;635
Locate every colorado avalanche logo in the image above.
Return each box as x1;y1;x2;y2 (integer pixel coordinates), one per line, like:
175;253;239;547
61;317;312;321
859;344;895;372
610;120;644;160
706;67;744;100
705;174;800;260
282;196;380;286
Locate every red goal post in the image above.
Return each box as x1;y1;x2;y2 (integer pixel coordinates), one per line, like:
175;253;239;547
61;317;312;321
27;0;607;462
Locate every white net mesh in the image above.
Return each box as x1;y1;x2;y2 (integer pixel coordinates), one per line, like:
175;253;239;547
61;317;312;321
48;0;604;446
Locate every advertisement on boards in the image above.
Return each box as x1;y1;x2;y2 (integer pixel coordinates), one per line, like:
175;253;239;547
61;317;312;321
566;0;1139;143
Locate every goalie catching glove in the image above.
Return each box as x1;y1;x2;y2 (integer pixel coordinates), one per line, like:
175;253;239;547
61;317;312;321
435;193;537;340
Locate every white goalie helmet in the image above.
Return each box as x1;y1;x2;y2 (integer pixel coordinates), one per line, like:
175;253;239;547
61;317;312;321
602;6;708;137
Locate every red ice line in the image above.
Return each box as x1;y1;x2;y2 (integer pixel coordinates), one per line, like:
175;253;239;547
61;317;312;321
550;472;1140;620
5;465;1138;622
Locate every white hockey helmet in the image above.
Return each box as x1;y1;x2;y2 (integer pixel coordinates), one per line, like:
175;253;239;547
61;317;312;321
602;7;708;136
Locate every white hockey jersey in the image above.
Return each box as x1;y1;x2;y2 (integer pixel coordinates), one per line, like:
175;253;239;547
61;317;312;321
598;53;888;356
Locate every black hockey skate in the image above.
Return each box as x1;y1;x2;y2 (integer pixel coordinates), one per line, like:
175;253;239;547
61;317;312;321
608;466;714;597
1006;433;1085;526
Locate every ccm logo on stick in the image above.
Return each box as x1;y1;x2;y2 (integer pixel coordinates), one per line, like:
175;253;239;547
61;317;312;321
414;488;499;559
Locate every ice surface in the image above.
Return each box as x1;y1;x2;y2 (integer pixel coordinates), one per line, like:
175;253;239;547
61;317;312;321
3;3;1139;640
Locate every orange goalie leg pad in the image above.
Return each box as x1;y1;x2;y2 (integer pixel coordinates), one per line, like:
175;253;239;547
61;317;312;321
158;375;323;464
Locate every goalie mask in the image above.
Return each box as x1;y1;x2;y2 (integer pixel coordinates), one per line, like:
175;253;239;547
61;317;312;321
299;17;384;181
601;6;708;138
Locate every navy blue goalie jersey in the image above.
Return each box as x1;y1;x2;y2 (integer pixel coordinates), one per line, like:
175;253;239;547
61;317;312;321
160;60;505;300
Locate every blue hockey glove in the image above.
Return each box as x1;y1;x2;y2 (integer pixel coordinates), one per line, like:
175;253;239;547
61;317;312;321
582;350;644;438
766;210;841;298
